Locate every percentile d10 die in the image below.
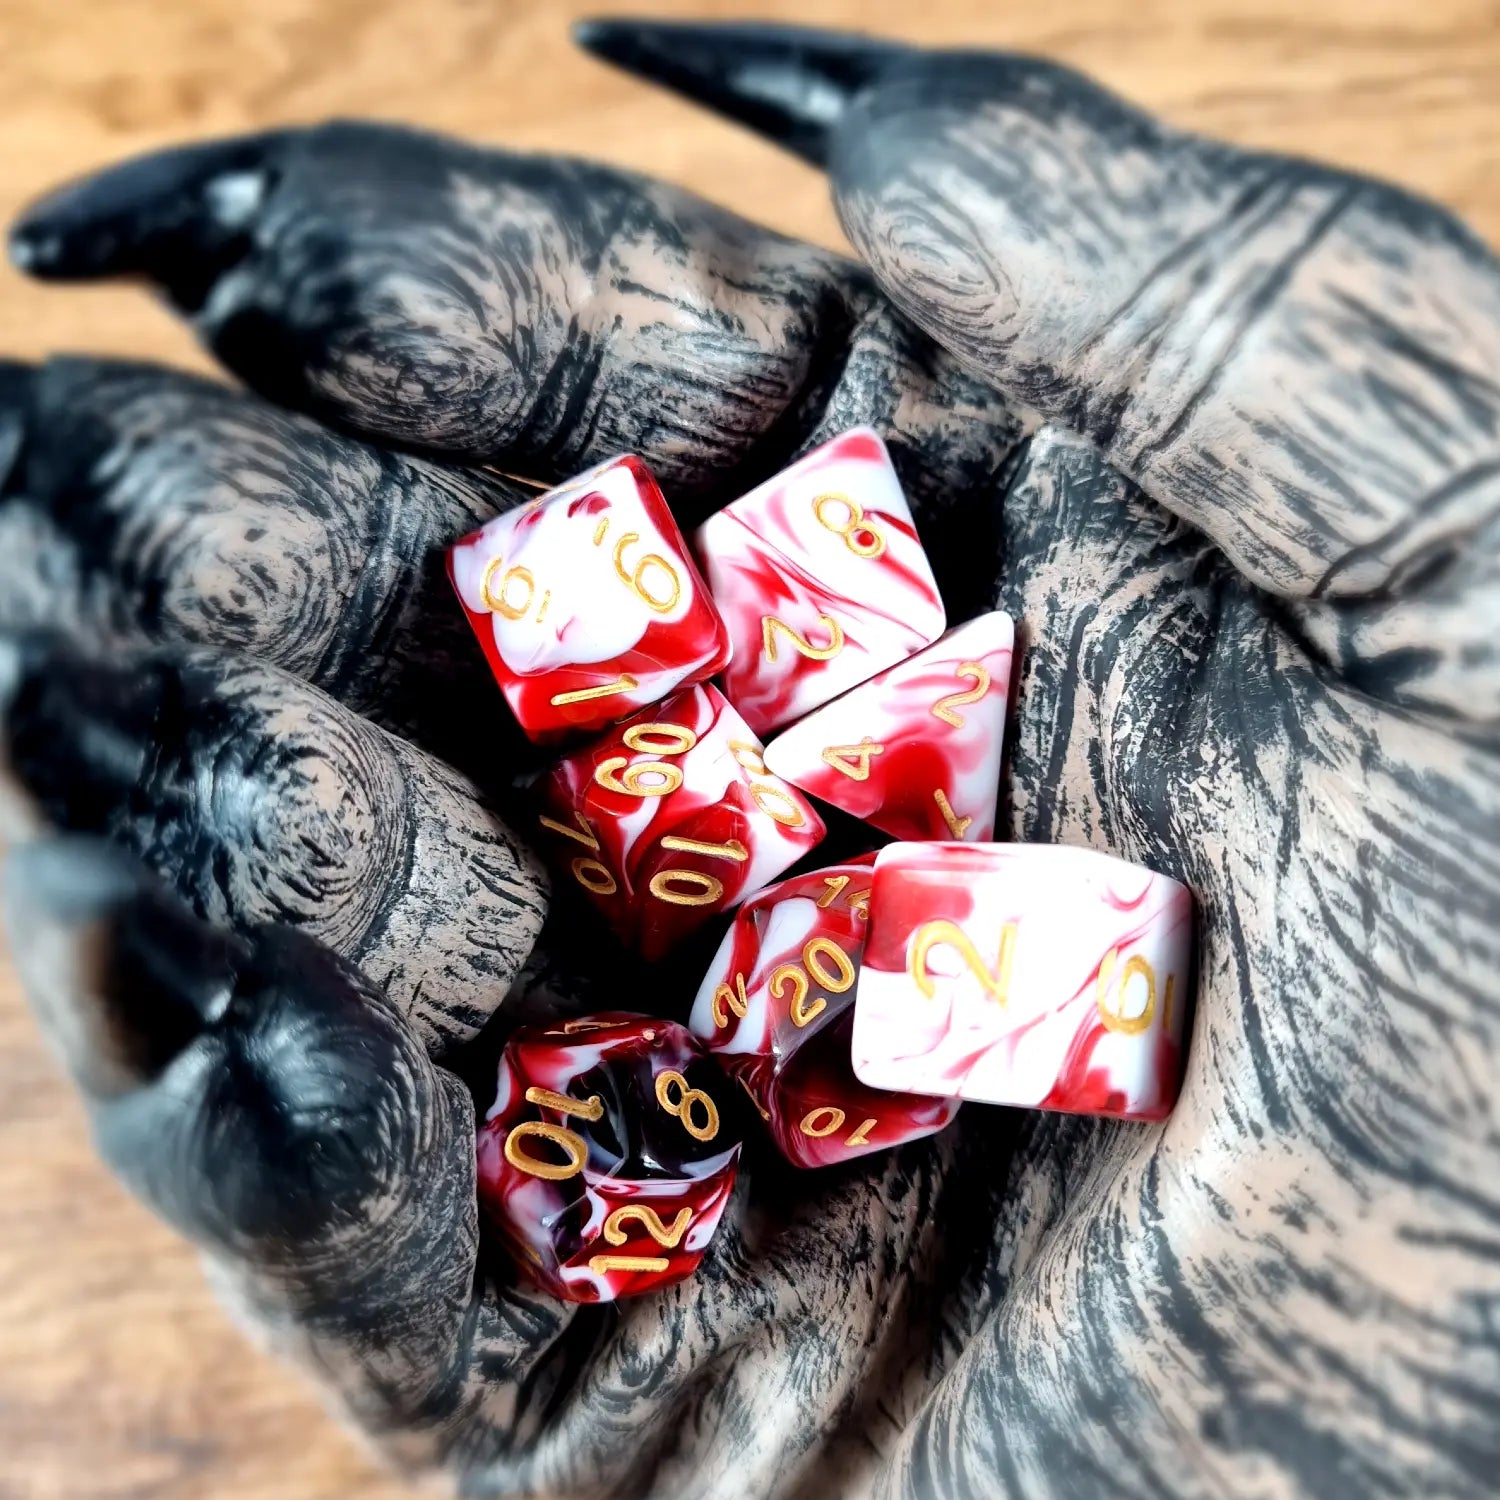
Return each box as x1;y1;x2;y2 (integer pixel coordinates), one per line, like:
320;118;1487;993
537;683;825;960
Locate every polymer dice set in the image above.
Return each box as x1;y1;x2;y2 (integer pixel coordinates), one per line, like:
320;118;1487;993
449;430;1194;1302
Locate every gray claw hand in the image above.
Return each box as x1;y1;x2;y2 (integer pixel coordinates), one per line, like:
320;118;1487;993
4;21;1496;1500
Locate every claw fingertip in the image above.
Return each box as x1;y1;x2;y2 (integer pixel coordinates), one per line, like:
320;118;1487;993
573;17;906;168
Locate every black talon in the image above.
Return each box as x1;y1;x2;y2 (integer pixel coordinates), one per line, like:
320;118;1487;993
3;835;247;1096
0;359;34;495
9;133;283;309
573;18;905;167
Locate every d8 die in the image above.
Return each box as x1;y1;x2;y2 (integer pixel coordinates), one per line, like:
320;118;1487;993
694;428;945;735
537;683;825;960
689;856;960;1168
448;454;730;742
765;611;1014;842
852;844;1194;1121
476;1014;741;1303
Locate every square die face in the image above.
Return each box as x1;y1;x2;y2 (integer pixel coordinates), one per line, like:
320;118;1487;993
537;685;825;959
690;858;960;1169
764;611;1014;842
694;428;946;735
853;843;1194;1121
448;454;730;741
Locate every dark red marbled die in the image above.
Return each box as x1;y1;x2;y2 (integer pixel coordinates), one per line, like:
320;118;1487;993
536;683;825;960
476;1014;741;1302
688;856;960;1169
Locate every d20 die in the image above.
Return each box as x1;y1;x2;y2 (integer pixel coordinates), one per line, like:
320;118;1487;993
449;454;730;742
853;843;1194;1121
476;1014;741;1302
764;610;1014;842
689;855;960;1168
537;683;825;960
694;428;945;735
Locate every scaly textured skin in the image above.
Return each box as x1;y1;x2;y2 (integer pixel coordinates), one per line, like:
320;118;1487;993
0;20;1496;1500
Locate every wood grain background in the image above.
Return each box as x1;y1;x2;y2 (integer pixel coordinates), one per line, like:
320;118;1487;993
0;1;1495;1496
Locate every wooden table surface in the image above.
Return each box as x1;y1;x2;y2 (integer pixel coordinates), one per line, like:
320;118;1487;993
0;1;1495;1495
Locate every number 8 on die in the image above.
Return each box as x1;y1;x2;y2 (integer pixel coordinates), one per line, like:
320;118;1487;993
694;428;946;736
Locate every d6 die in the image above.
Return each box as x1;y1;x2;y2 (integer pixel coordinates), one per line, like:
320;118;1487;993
765;611;1014;842
476;1014;741;1302
853;844;1194;1121
537;684;825;959
689;856;960;1168
694;428;945;735
448;454;730;742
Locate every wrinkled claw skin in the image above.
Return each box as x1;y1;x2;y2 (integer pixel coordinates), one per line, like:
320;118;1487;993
0;634;548;1054
1;20;1496;1500
10;123;862;499
0;356;535;780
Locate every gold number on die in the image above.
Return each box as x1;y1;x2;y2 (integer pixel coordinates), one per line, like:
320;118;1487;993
908;920;1017;1004
504;1121;588;1181
762;613;844;663
481;557;538;620
612;532;682;614
931;662;991;728
727;739;808;829
1096;950;1160;1036
655;1070;721;1141
711;972;749;1028
821;739;885;781
813;491;886;558
799;1107;879;1147
603;1204;692;1250
540;811;620;897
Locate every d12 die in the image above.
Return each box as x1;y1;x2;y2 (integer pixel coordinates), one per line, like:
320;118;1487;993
764;611;1014;843
476;1014;741;1303
689;856;960;1168
448;454;730;742
537;684;825;959
693;428;945;735
852;844;1194;1121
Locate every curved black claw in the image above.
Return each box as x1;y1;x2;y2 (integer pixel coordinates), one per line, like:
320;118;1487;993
4;835;247;1099
574;17;905;166
0;358;33;492
9;133;283;310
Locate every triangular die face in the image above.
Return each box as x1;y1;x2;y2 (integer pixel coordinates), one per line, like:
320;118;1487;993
764;611;1013;843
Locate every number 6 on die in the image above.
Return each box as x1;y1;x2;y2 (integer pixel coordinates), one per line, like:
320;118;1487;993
852;843;1195;1122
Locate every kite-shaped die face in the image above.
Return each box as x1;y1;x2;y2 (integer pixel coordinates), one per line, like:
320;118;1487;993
694;428;945;736
449;454;730;742
537;684;825;960
853;843;1194;1121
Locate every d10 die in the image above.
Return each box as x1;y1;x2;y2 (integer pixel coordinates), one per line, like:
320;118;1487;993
449;454;730;742
537;683;825;960
689;856;960;1168
694;428;945;735
853;843;1194;1121
764;611;1014;843
476;1014;741;1303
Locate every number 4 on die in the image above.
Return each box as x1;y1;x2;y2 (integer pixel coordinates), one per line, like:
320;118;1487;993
765;611;1014;843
